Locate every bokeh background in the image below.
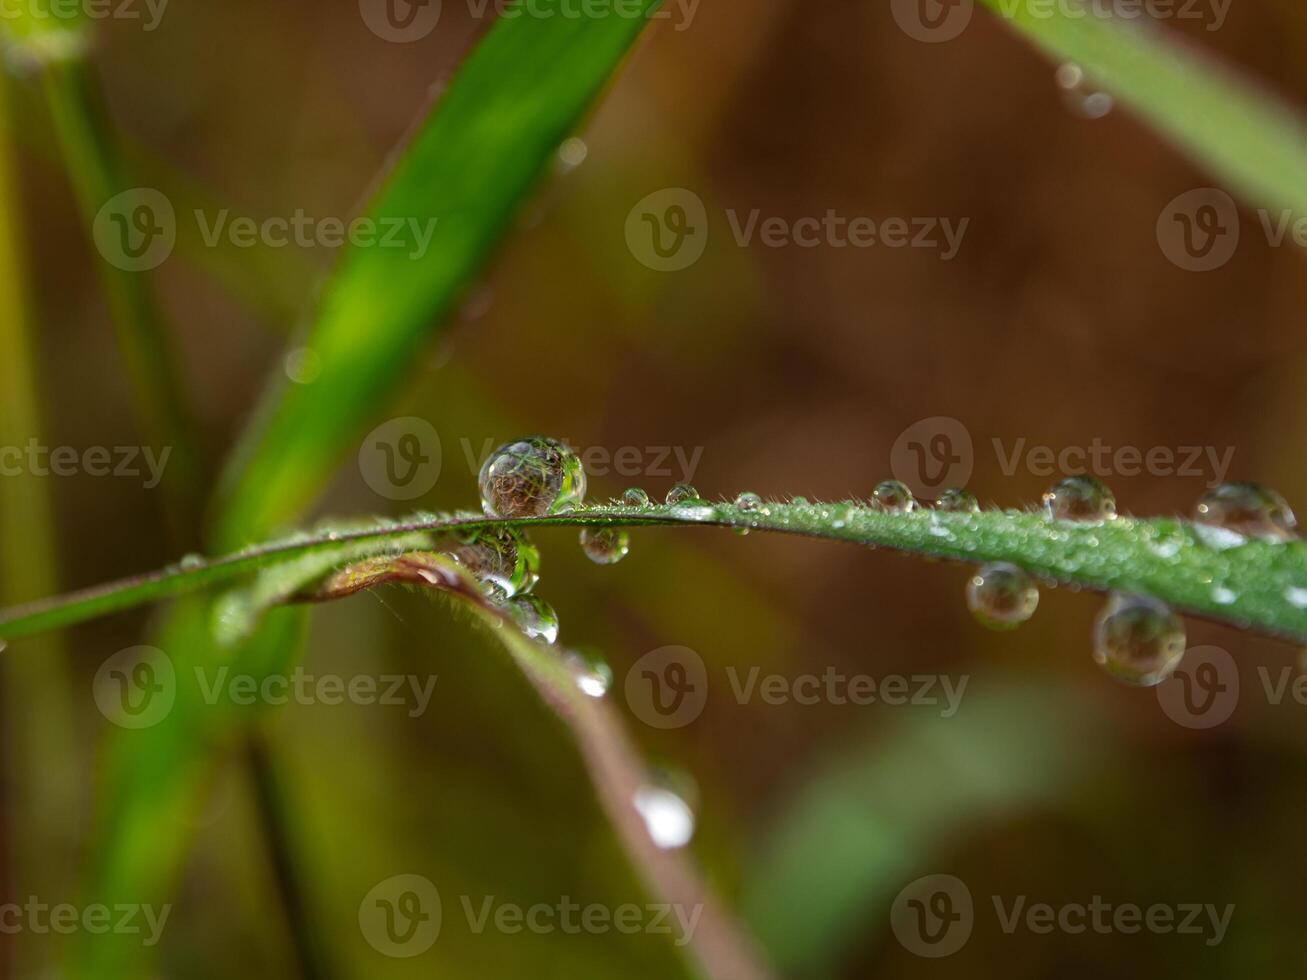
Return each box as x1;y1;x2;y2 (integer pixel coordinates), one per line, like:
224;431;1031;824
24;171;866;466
3;0;1307;976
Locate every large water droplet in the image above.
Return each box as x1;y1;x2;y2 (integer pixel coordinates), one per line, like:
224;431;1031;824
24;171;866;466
966;562;1039;630
564;648;612;698
1043;475;1116;523
450;527;539;598
622;487;650;507
479;437;586;518
1055;63;1114;119
734;491;762;511
1093;593;1186;686
872;480;916;514
506;593;559;644
934;488;979;513
579;527;630;565
665;483;701;505
633;784;695;849
1194;483;1297;543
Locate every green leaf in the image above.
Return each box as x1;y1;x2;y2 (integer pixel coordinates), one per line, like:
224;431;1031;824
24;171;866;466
215;0;662;545
978;0;1307;219
5;502;1307;643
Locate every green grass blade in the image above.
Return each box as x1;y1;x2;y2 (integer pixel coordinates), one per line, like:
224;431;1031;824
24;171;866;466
215;1;661;544
979;0;1307;218
4;502;1306;642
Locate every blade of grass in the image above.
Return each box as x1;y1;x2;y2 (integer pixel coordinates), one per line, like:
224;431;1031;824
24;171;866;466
4;501;1307;643
979;0;1307;219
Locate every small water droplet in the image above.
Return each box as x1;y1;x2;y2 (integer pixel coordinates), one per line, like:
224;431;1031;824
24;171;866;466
1055;62;1114;118
1043;475;1116;523
734;491;762;511
178;553;204;571
451;527;539;598
1194;483;1297;543
1286;586;1307;609
622;487;650;507
871;480;916;514
1093;593;1185;687
283;347;322;384
479;437;586;518
966;562;1039;630
934;488;979;513
564;648;612;698
579;527;630;565
666;483;700;505
633;784;695;849
556;136;588;173
1212;585;1237;605
506;594;559;644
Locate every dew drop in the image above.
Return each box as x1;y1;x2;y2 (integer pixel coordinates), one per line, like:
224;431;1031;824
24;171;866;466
283;347;322;384
633;784;695;849
579;527;630;565
871;480;917;514
734;491;762;511
1194;483;1297;543
622;487;650;507
1092;593;1186;687
450;527;539;598
665;483;700;505
556;137;588;173
1286;586;1307;609
966;562;1039;630
1212;585;1237;606
506;594;559;644
934;488;979;513
564;648;612;699
479;437;586;518
1055;62;1114;119
178;552;204;571
1043;475;1116;523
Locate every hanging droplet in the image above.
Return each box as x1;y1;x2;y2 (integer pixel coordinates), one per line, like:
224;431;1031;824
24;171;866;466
871;480;916;514
966;562;1039;630
633;783;696;849
479;437;586;518
1093;593;1186;686
450;527;539;598
564;648;612;699
579;527;630;565
1043;475;1116;523
622;487;650;507
934;488;980;513
1194;483;1297;543
1055;62;1114;119
734;491;762;511
506;594;559;644
666;483;701;505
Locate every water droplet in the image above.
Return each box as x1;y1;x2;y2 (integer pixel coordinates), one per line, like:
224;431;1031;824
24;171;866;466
479;437;586;518
283;347;322;384
556;136;588;173
622;487;650;507
564;648;612;698
178;552;204;571
871;480;916;514
934;488;979;513
790;496;810;506
1286;586;1307;609
506;594;559;644
633;784;695;849
734;491;762;511
1093;593;1186;687
666;483;700;505
1212;585;1237;605
451;527;539;598
1042;475;1116;523
1194;483;1297;543
1055;62;1114;119
966;562;1039;630
579;527;629;565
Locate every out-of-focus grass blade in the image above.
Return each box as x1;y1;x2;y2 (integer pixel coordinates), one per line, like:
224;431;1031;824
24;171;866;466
217;0;662;545
979;0;1307;219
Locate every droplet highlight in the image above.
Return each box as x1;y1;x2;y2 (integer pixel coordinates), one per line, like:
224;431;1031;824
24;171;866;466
633;784;695;850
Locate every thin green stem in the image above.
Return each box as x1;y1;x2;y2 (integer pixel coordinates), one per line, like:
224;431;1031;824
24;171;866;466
3;501;1305;642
